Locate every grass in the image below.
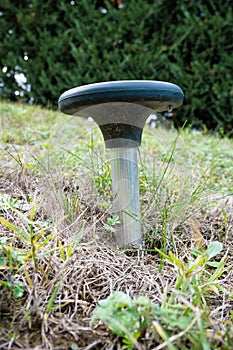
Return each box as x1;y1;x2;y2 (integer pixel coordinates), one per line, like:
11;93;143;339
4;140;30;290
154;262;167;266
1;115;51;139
0;101;232;349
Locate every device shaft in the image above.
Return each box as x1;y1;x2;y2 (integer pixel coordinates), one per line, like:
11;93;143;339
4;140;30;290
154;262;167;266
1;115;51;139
110;147;142;248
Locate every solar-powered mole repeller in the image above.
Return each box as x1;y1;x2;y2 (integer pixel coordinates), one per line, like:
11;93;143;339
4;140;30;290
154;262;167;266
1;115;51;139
58;81;184;248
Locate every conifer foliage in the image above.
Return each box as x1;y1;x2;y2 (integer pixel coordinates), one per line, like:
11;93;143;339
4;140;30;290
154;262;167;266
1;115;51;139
0;0;232;133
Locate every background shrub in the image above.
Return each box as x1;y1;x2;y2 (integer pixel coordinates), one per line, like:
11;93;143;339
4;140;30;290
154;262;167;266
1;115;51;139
0;0;232;134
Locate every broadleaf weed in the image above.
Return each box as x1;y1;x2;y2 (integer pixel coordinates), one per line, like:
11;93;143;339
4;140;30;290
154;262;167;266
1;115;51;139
92;242;228;348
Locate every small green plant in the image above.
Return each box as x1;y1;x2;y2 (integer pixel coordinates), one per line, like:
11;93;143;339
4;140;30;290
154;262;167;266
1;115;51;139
0;198;62;281
93;161;112;197
92;242;230;349
0;237;25;269
0;237;26;299
92;291;154;349
156;241;228;304
0;193;33;212
0;213;55;271
0;280;25;299
103;215;120;233
92;291;204;349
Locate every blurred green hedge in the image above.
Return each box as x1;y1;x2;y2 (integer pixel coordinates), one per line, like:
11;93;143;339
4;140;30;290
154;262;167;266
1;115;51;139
0;0;232;134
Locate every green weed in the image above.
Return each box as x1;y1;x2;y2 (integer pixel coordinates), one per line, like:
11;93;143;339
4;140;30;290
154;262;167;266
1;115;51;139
92;242;232;349
103;215;121;233
1;102;232;349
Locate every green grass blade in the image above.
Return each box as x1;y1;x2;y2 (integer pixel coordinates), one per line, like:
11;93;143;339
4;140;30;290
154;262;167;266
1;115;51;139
0;217;30;241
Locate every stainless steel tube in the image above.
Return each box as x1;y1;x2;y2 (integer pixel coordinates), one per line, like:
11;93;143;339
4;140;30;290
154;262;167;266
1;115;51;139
110;147;142;248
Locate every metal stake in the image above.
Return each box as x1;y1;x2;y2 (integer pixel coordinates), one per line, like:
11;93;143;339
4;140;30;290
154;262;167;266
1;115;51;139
110;147;141;247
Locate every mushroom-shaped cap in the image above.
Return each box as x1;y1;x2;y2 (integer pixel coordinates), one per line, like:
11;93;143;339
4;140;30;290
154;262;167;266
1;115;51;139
58;80;184;115
58;81;184;148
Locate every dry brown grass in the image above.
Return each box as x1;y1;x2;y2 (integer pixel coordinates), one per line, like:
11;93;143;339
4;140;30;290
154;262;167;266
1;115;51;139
0;103;232;349
1;162;232;349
